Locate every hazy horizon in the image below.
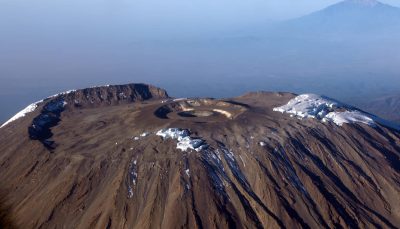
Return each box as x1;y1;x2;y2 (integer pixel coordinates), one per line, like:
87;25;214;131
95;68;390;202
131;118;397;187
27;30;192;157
1;0;400;123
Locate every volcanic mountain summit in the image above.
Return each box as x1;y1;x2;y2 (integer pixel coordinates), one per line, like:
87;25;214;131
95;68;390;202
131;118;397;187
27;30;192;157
0;83;399;228
342;0;381;7
278;0;400;35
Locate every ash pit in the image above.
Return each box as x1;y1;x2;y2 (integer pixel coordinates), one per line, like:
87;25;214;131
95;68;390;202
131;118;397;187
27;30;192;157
154;98;247;122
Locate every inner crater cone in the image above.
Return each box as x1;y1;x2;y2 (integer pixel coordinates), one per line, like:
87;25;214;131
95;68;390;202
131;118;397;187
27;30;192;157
154;98;248;122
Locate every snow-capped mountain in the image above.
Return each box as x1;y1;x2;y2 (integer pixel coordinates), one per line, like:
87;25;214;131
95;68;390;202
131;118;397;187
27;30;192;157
1;83;400;228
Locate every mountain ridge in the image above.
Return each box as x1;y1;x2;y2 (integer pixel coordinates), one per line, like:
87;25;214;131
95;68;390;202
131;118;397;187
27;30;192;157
0;83;399;228
273;0;400;36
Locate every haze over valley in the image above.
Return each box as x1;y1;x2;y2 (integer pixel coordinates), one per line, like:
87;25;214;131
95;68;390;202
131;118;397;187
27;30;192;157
1;0;400;122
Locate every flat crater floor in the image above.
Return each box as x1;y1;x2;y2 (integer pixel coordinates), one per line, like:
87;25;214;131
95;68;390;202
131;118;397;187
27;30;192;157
154;98;248;123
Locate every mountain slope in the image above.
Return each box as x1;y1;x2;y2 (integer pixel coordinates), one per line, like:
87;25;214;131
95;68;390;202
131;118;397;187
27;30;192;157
0;85;400;228
279;0;400;36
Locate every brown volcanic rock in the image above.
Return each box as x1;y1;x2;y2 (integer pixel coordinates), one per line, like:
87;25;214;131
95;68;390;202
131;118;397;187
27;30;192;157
63;83;169;108
0;86;400;229
21;83;169;149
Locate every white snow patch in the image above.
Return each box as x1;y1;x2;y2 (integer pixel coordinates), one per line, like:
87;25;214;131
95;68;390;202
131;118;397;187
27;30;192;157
89;84;110;89
156;128;189;140
323;111;375;126
185;169;190;177
48;89;77;99
157;128;208;152
1;100;43;128
177;137;207;152
130;166;138;186
133;132;151;141
127;158;138;198
140;132;150;137
226;150;235;161
273;94;376;127
259;141;266;146
128;187;134;198
132;172;137;185
273;94;339;119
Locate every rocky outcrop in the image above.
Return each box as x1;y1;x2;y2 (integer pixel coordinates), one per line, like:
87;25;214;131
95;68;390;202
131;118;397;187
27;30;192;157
63;84;169;109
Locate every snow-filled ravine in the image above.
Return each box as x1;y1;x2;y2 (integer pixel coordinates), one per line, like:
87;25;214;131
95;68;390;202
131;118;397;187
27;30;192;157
273;94;378;127
156;128;208;152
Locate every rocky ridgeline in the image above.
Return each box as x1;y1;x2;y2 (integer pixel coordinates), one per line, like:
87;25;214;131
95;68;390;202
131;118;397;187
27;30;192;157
29;84;169;149
63;84;169;109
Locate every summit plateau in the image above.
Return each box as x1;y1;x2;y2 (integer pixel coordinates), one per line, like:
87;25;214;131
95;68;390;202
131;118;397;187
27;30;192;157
0;83;399;229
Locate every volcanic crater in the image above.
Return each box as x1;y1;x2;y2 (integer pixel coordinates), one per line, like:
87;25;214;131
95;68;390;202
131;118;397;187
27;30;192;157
0;84;399;229
154;98;248;123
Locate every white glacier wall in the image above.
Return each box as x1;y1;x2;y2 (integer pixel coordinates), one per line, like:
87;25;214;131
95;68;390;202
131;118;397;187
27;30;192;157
273;94;378;128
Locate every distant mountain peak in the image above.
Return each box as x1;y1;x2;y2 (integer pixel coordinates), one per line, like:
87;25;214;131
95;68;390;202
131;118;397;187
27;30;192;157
344;0;380;7
285;0;400;31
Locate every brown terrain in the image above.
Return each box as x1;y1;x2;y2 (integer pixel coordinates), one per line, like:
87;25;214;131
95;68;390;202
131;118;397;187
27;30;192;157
0;83;399;229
